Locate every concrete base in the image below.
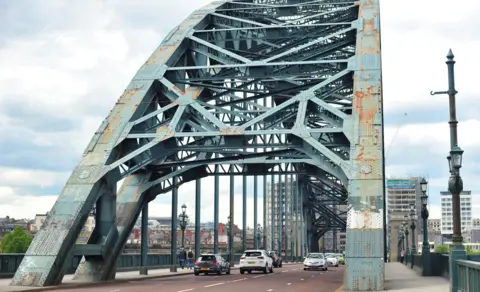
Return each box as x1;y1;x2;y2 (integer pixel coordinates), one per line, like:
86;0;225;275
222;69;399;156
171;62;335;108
449;246;466;292
169;266;177;272
139;267;148;275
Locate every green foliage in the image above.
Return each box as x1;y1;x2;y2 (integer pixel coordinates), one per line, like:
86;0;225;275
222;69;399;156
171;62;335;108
434;245;449;253
466;245;480;255
0;227;33;253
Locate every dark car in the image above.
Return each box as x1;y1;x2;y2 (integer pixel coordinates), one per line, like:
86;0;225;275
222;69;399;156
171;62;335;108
268;251;283;268
194;254;231;276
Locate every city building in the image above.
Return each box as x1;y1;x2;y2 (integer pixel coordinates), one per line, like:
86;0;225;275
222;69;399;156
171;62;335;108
265;176;298;252
386;177;424;254
440;191;472;236
0;216;34;240
471;228;480;243
473;218;480;228
428;219;441;233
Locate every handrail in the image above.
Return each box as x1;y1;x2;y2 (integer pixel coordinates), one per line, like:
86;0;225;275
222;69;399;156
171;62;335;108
456;260;480;292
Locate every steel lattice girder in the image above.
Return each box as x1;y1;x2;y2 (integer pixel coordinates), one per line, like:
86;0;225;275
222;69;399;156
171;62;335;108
11;0;384;290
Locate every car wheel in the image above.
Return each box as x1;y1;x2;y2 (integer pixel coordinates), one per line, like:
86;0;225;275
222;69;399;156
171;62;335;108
248;270;252;274
217;270;222;275
304;268;307;271
226;268;231;275
279;262;282;268
263;265;268;274
269;265;274;273
336;264;339;267
194;272;199;276
240;269;245;274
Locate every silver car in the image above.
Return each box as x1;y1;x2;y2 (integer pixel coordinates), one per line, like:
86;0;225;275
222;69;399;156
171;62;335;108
303;253;327;271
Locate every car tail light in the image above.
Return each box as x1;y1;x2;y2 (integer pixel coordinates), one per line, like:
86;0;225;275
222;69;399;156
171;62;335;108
212;260;218;265
195;261;200;265
257;256;264;259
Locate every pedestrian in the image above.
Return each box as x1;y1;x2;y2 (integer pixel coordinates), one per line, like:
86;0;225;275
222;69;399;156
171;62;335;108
400;249;405;263
187;248;194;269
179;248;187;269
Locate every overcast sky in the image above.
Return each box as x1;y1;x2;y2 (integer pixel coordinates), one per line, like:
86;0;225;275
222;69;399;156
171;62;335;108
1;0;479;226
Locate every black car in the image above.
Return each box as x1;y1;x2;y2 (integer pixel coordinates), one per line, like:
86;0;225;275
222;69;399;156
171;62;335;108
268;251;283;268
194;254;231;276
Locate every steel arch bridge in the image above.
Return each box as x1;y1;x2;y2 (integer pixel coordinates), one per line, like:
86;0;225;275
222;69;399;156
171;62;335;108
11;0;385;290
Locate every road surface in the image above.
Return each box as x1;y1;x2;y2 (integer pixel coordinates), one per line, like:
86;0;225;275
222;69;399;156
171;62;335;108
53;264;344;292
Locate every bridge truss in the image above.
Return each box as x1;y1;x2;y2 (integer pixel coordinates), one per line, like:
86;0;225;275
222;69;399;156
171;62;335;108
11;0;385;291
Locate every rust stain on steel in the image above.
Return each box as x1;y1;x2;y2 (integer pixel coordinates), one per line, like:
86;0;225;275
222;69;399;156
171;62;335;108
99;87;142;144
186;87;202;99
145;45;176;66
171;85;185;96
219;127;245;135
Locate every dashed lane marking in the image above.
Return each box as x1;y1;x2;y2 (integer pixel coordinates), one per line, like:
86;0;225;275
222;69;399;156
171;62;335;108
282;270;288;273
177;289;194;292
267;289;273;292
253;275;265;278
300;278;304;281
204;282;224;288
287;283;291;286
232;278;248;282
109;290;120;292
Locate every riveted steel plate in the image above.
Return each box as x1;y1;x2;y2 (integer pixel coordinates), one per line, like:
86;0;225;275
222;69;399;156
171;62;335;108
345;229;383;257
66;165;104;185
344;257;384;291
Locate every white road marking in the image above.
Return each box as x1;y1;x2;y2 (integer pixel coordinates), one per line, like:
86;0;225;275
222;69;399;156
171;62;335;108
109;290;121;292
177;289;194;292
282;270;288;273
300;278;304;281
292;268;298;271
232;278;248;282
287;283;292;286
204;282;224;288
253;275;265;278
267;289;273;292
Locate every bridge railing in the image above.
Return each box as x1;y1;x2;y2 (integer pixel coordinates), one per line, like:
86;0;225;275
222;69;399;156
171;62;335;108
0;253;245;278
456;260;480;292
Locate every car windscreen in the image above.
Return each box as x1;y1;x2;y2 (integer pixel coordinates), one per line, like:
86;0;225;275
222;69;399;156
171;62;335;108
245;251;262;257
306;254;323;259
199;255;216;261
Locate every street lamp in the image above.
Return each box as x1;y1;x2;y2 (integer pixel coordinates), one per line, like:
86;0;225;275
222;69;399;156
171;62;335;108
409;203;417;269
431;49;467;292
420;178;430;275
178;204;188;248
403;215;409;265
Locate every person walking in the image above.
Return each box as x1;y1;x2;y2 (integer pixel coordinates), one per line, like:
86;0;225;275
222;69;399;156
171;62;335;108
187;248;194;269
400;249;405;263
179;248;187;269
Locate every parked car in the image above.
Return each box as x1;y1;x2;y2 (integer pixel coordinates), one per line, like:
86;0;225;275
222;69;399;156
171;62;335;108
239;249;274;274
325;253;339;267
194;254;231;275
303;253;327;271
267;251;283;267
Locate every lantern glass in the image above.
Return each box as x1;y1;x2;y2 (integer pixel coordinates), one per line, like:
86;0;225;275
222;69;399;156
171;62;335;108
420;178;428;193
447;155;453;172
421;194;428;205
450;146;464;169
181;204;187;214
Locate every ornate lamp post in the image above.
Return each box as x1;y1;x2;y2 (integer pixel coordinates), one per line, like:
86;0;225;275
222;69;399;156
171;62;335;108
178;204;188;248
420;178;431;275
256;224;262;249
409;203;417;268
431;50;466;292
403;216;409;265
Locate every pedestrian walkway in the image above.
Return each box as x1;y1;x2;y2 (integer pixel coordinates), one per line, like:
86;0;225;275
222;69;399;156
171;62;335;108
0;268;193;292
385;262;449;291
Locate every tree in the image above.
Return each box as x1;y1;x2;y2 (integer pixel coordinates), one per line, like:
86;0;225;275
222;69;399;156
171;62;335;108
0;227;33;253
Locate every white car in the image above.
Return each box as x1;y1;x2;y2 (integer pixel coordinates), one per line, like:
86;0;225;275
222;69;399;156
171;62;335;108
325;253;339;267
303;253;327;271
239;249;273;274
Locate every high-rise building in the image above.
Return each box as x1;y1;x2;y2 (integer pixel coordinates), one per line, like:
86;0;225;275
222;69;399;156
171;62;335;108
265;176;298;253
386;177;424;256
440;191;472;235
